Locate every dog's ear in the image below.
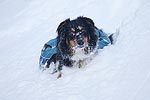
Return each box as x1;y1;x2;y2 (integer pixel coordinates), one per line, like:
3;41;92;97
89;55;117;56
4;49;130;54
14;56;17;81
77;16;97;48
56;18;70;37
77;16;95;27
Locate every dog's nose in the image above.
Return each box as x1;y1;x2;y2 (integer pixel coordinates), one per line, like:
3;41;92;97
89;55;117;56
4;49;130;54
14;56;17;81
77;40;84;45
76;33;84;46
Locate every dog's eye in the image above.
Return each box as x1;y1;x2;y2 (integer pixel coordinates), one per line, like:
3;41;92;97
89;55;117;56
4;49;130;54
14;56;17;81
67;33;76;40
82;30;88;37
68;35;75;40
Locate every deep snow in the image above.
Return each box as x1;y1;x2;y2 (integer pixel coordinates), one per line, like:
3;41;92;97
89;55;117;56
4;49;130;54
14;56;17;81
0;0;150;100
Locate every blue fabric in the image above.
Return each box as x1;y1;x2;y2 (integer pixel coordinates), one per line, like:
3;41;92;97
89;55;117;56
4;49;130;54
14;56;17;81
39;38;57;68
41;38;57;59
95;28;111;49
39;28;111;67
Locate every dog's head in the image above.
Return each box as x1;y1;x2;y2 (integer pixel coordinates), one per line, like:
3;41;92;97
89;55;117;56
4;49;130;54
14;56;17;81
57;16;97;49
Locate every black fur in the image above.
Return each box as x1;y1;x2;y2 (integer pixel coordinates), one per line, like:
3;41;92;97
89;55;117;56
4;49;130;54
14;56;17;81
46;16;98;71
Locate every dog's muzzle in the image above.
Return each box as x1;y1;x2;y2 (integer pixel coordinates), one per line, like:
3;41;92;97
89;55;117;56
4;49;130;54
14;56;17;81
76;33;85;47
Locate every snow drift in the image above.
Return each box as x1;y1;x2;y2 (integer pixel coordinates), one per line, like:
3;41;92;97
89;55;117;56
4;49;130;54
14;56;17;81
0;0;150;100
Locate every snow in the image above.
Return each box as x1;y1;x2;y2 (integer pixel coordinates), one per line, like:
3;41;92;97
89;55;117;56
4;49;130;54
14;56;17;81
0;0;150;100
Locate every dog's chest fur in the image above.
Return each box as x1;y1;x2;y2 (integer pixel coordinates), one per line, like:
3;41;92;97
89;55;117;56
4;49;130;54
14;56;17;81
71;48;87;61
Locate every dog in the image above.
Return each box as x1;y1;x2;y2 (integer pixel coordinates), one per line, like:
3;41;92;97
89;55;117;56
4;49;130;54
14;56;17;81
54;16;98;78
45;16;113;78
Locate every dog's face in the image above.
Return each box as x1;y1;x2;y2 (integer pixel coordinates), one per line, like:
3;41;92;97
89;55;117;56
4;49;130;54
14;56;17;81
57;17;95;48
66;22;89;48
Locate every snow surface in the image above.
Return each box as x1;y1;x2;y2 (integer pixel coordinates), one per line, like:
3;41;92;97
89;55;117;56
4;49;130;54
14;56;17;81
0;0;150;100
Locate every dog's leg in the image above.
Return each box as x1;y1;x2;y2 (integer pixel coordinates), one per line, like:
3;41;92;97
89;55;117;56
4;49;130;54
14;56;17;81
46;59;51;68
109;28;120;45
78;60;84;68
57;71;62;79
56;60;63;79
108;34;114;45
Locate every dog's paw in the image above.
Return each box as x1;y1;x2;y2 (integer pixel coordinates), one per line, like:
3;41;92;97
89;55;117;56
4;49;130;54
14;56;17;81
78;60;84;68
57;72;62;79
